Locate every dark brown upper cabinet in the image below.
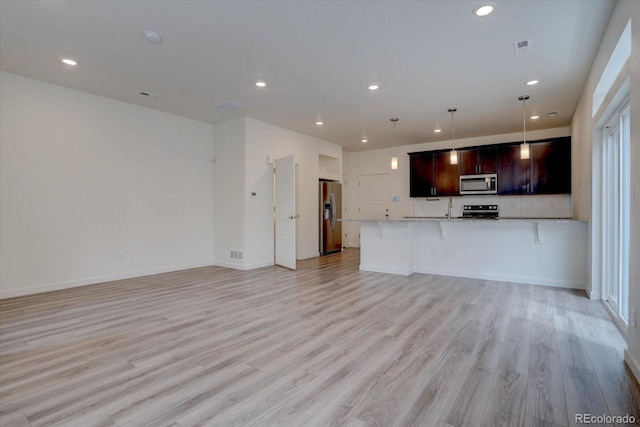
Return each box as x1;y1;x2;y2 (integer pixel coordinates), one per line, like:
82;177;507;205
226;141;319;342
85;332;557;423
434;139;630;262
459;146;497;175
496;137;571;195
409;152;435;197
497;144;530;194
410;136;571;197
409;150;459;197
531;139;571;194
434;151;460;196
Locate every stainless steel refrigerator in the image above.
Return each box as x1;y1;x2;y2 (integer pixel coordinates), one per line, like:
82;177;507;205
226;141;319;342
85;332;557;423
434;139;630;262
320;181;342;255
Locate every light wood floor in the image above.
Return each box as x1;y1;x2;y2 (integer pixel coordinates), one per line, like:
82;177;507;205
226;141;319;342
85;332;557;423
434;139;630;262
1;249;638;427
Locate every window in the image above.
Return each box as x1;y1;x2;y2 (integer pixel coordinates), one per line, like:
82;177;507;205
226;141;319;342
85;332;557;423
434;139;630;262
601;101;630;325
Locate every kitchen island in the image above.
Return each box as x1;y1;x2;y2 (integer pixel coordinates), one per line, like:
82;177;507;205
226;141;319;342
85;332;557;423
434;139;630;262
351;217;588;291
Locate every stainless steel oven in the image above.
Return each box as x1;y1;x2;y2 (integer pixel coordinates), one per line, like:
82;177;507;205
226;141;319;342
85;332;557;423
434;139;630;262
460;174;497;195
462;204;499;219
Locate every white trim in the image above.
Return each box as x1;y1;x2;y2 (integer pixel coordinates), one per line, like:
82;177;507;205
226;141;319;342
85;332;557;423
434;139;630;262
583;279;600;299
587;290;602;300
0;262;214;299
594;94;632;327
297;251;320;260
213;260;274;270
359;264;415;276
624;349;640;385
602;300;628;339
413;268;584;289
592;19;631;117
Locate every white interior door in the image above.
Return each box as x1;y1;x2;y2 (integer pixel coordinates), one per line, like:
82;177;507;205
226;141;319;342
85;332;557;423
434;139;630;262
357;173;390;246
359;173;390;219
275;155;296;270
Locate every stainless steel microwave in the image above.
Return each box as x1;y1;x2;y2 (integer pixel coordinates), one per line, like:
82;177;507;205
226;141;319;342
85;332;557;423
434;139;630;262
460;174;497;195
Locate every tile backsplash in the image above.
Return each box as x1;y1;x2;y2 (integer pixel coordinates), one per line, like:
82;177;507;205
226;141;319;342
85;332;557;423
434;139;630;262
412;194;572;219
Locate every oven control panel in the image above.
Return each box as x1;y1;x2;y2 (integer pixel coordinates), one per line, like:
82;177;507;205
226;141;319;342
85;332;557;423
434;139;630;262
462;204;499;219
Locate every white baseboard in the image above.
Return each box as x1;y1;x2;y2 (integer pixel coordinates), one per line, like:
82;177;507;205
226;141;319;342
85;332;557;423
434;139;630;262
359;264;414;276
583;281;601;300
0;262;214;299
412;267;584;289
624;349;640;385
297;251;320;260
213;260;274;270
587;290;602;300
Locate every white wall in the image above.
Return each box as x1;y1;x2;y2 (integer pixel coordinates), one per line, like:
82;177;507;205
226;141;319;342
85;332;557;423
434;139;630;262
0;72;215;298
212;118;246;268
343;127;571;247
570;0;640;381
212;117;343;269
245;117;342;262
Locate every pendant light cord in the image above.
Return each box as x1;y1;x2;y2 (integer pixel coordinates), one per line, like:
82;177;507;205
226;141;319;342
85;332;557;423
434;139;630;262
450;110;455;143
519;95;529;143
447;108;457;148
391;117;399;148
522;98;526;144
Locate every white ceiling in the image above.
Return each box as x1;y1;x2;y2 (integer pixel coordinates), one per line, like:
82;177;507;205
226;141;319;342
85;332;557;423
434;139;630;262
0;0;615;152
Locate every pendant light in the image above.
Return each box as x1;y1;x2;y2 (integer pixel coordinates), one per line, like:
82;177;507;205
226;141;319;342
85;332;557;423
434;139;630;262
390;118;399;170
519;95;530;160
448;108;458;165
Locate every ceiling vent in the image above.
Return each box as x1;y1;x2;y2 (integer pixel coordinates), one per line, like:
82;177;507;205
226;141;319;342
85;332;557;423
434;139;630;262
213;101;246;111
514;39;532;55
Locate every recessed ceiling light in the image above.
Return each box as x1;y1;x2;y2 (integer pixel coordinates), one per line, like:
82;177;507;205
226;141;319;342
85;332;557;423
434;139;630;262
368;85;379;91
144;30;162;44
61;58;77;66
526;80;539;86
434;129;442;133
530;115;540;120
473;3;494;17
361;139;368;143
256;81;266;87
315;121;324;126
